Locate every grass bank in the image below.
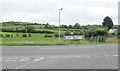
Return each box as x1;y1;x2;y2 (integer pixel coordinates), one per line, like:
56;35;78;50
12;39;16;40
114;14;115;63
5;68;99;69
0;32;119;46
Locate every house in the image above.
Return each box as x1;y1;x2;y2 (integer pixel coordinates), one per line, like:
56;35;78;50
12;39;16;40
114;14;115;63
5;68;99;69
108;29;118;33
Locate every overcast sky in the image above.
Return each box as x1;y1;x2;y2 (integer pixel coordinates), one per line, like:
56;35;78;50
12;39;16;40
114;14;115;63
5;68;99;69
0;0;119;25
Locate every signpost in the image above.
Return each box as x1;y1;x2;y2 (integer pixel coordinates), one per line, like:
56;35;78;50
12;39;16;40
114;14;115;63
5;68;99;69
64;35;84;40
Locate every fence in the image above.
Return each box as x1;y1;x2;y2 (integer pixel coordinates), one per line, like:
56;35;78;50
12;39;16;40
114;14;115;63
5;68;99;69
90;36;106;42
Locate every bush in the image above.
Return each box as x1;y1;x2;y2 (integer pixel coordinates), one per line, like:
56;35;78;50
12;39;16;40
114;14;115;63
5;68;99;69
60;33;65;37
16;34;19;37
0;34;3;37
53;32;59;37
45;34;53;38
22;34;27;37
10;34;13;37
6;34;10;37
28;33;32;37
65;30;71;35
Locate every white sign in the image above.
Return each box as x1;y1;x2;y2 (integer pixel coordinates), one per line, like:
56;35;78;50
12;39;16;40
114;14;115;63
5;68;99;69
64;35;84;40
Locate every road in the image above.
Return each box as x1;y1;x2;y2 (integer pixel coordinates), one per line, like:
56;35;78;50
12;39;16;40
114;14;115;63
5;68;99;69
2;44;118;69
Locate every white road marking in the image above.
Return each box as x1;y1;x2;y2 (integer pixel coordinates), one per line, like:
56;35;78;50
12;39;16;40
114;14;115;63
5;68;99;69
84;56;91;58
19;59;29;62
5;59;15;62
7;58;18;60
4;57;18;62
113;55;118;57
15;57;44;69
19;58;30;62
33;57;44;62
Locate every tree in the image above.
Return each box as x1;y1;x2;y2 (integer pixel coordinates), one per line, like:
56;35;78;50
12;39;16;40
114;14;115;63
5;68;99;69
45;23;50;29
26;25;34;33
69;25;73;29
102;16;114;30
61;25;68;28
65;30;71;35
53;32;59;37
74;23;80;29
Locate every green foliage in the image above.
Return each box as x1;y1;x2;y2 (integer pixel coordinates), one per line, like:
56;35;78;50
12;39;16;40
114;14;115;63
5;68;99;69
5;34;11;37
69;25;74;29
44;23;50;29
53;32;59;37
61;25;68;28
95;27;108;36
65;30;71;35
0;34;3;37
85;27;108;37
28;33;32;37
45;34;53;38
26;25;35;32
74;23;80;29
16;34;19;37
102;16;114;30
22;34;27;37
1;32;118;46
73;30;84;35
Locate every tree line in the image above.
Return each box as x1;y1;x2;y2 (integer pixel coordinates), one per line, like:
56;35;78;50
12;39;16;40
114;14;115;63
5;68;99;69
1;16;119;38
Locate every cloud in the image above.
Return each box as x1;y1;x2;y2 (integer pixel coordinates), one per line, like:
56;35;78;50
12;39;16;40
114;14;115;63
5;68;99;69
0;0;119;25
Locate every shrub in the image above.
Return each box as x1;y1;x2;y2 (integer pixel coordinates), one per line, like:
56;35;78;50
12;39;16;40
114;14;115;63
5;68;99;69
60;33;65;37
6;34;10;37
10;34;13;37
65;30;71;35
53;32;59;37
45;34;53;38
22;34;27;37
16;34;19;37
28;33;32;37
0;34;3;37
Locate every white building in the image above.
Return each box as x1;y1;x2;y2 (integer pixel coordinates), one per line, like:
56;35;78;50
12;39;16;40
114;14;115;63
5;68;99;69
108;29;118;33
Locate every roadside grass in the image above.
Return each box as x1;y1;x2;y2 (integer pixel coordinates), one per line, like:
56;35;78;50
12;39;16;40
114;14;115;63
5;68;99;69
1;32;119;46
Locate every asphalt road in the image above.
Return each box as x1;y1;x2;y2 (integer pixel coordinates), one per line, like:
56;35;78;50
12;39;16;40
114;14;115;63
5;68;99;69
2;44;118;69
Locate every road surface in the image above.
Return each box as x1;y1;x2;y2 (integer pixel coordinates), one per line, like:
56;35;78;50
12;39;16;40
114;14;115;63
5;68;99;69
2;44;118;69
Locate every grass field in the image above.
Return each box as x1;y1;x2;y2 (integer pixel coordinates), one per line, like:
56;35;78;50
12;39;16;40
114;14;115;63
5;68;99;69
0;32;119;46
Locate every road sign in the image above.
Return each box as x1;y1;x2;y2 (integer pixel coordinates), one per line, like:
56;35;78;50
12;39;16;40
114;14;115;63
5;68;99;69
64;35;84;40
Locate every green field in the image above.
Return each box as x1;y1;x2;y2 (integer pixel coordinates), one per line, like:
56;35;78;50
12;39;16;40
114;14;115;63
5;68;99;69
0;21;119;46
1;32;118;46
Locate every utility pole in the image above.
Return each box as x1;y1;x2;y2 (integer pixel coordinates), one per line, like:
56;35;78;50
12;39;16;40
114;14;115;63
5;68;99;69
59;8;63;41
26;24;27;34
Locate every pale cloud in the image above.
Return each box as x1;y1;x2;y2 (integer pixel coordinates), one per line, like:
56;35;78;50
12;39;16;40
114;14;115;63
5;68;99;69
0;0;119;25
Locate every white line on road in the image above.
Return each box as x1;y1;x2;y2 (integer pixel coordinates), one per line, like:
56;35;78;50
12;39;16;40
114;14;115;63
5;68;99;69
5;59;15;62
7;58;18;60
19;58;30;62
113;55;118;57
19;59;29;62
33;57;44;62
15;57;44;69
105;55;110;57
75;56;82;58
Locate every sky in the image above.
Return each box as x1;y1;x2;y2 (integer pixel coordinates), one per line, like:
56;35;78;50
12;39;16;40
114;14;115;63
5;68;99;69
0;0;119;26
